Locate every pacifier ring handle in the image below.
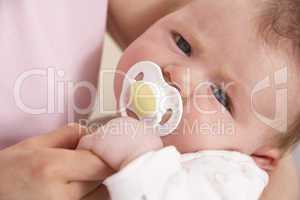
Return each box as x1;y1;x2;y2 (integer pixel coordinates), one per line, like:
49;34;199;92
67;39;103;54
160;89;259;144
126;108;140;120
134;72;144;81
159;109;173;125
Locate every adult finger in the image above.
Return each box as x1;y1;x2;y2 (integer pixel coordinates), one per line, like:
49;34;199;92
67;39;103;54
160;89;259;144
82;184;110;200
68;181;101;200
50;149;114;181
18;123;88;149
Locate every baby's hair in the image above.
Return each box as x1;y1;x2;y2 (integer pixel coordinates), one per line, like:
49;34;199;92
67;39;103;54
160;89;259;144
259;0;300;49
258;0;300;151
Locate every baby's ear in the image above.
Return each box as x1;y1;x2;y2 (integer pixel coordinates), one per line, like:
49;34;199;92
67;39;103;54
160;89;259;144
252;147;281;172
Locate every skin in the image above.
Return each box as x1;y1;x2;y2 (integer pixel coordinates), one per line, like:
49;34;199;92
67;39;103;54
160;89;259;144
260;154;299;199
84;0;299;199
0;124;113;200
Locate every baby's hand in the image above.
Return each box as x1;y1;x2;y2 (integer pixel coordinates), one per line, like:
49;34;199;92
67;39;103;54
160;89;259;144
77;117;163;171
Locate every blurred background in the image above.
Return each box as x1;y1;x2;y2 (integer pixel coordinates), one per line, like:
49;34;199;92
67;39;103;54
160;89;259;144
90;34;120;120
94;33;300;180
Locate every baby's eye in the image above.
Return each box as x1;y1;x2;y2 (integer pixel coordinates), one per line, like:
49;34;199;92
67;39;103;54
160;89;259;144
174;33;192;56
210;84;231;112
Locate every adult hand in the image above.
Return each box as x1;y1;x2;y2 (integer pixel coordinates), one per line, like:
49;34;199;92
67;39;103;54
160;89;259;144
0;124;113;200
78;117;163;171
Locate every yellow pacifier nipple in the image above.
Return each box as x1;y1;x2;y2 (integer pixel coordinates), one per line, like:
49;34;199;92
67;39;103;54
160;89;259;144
129;81;157;117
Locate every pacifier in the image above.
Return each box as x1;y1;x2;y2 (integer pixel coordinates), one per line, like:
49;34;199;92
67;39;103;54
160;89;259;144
119;61;183;136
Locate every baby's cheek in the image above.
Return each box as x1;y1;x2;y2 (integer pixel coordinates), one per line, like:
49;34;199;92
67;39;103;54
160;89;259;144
164;97;236;151
188;96;234;133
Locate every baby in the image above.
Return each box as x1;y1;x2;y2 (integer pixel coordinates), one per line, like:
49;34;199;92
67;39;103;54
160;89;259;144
78;0;300;199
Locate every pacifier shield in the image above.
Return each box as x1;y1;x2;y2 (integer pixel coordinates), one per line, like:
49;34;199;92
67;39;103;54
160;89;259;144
119;61;183;136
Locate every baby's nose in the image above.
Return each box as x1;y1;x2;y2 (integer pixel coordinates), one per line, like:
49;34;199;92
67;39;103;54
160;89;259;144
162;69;181;92
162;65;193;99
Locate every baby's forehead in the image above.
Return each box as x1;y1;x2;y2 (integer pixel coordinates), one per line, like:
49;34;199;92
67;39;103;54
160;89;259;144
179;0;258;19
171;1;261;43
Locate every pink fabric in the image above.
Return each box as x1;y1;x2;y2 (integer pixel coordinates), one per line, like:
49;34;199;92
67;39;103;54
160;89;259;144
0;0;108;149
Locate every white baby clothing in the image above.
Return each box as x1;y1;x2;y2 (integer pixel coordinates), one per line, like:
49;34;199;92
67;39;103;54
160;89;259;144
103;146;269;200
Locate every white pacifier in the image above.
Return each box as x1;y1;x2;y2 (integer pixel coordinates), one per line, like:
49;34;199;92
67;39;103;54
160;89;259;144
119;61;183;136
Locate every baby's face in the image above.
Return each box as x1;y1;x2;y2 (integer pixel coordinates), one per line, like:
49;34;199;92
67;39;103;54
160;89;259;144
114;0;300;156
